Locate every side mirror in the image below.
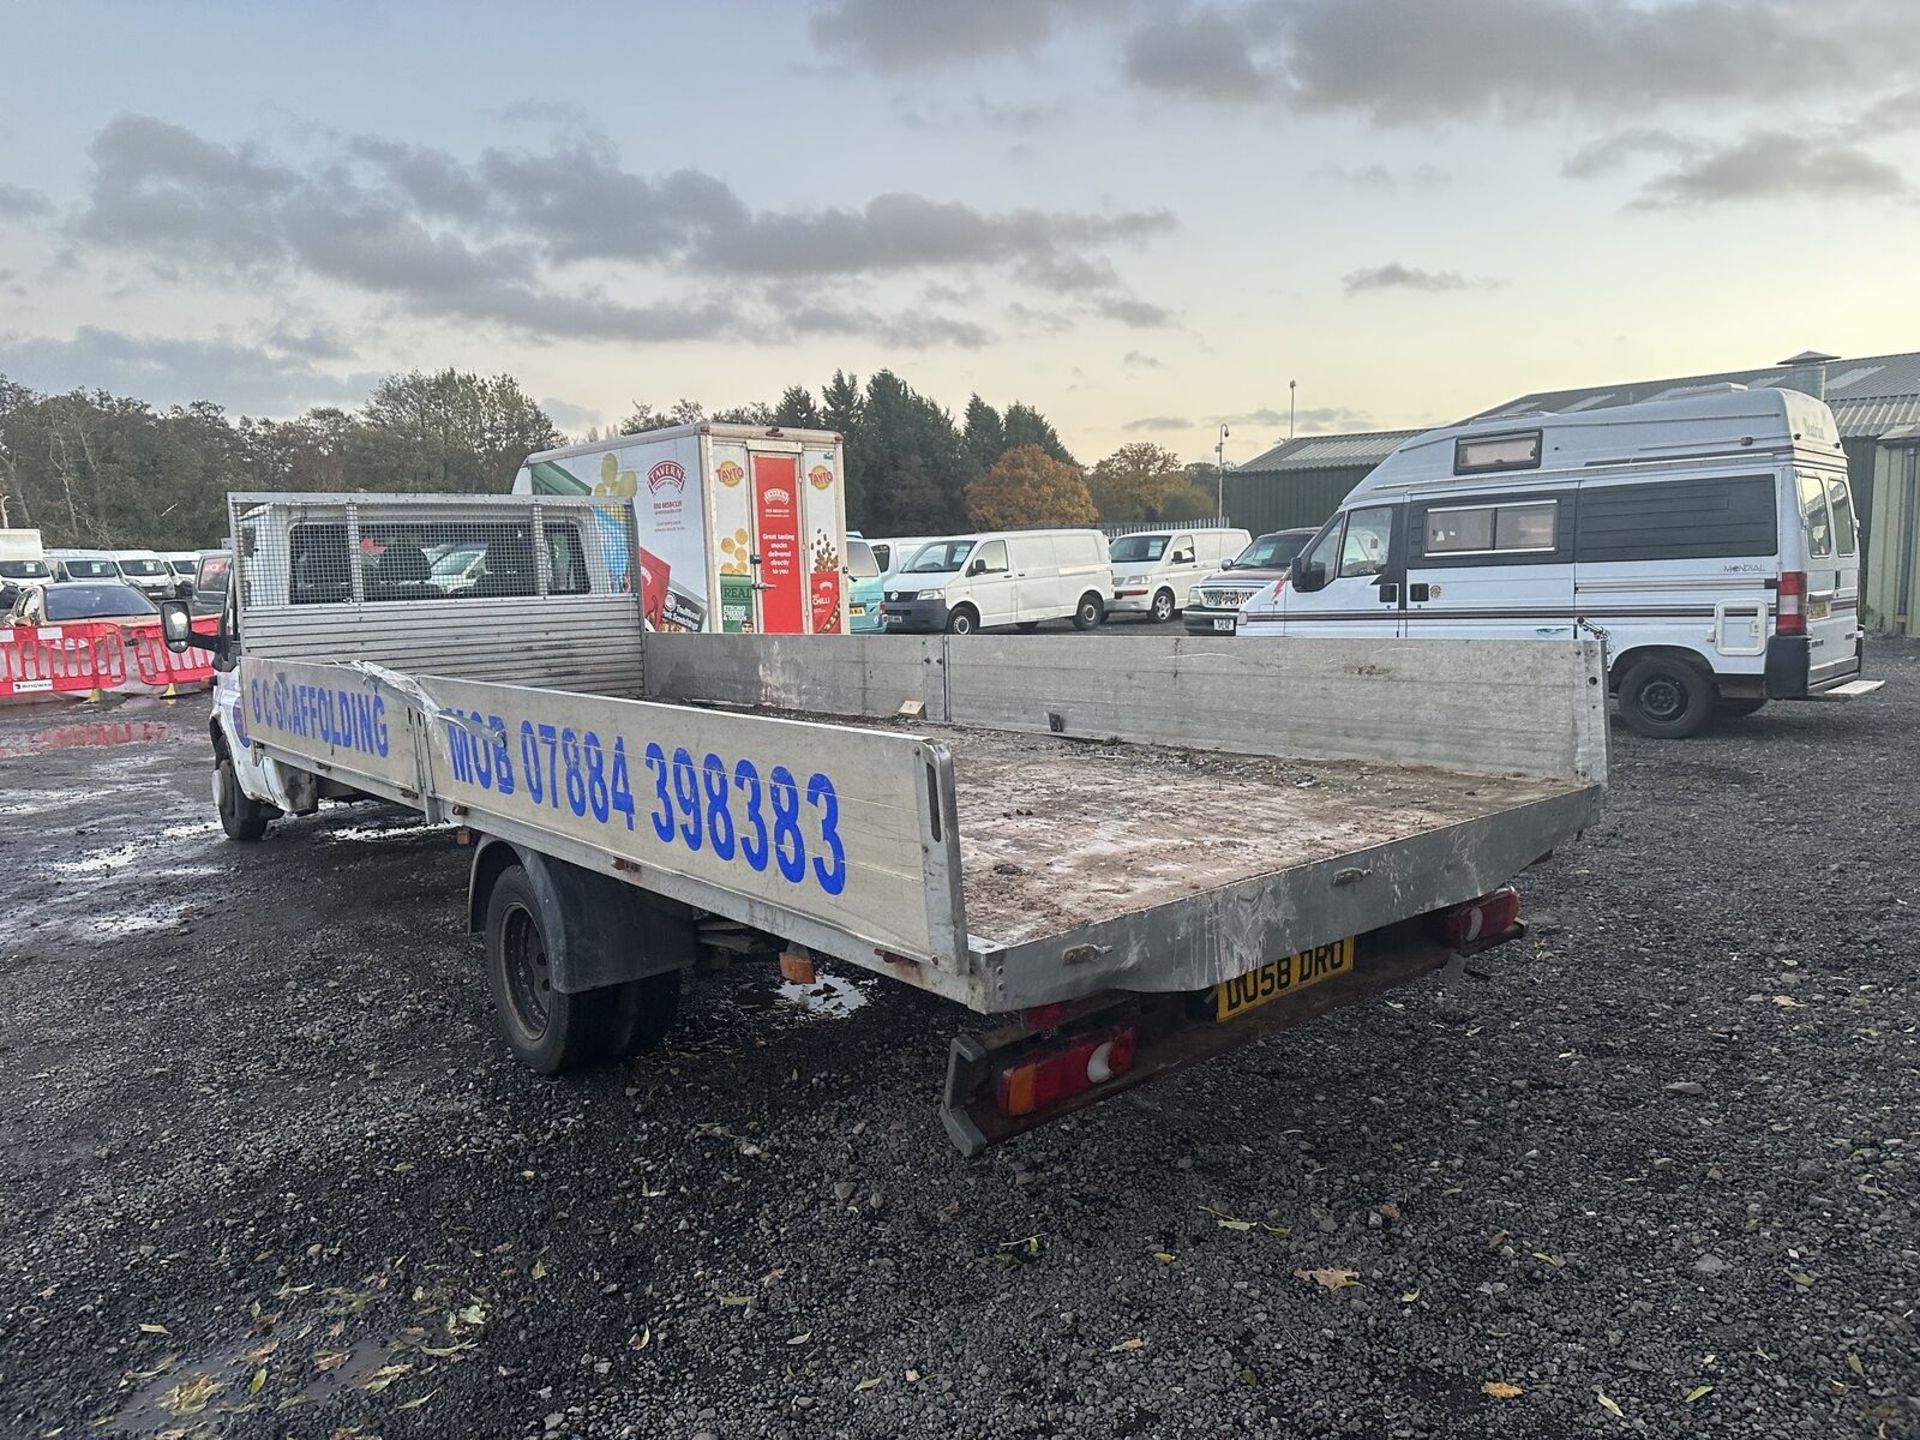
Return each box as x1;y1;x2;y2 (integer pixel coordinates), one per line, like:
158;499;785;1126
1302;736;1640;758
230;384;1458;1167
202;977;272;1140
158;599;224;657
1293;558;1326;593
1220;558;1234;570
967;559;986;576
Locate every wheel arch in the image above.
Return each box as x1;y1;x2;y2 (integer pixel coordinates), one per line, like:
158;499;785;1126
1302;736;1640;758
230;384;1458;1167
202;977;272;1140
468;840;697;993
1606;643;1720;696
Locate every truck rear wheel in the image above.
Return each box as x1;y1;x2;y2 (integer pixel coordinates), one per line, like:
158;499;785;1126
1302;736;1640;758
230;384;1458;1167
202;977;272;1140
215;754;270;842
485;866;636;1072
1617;654;1714;739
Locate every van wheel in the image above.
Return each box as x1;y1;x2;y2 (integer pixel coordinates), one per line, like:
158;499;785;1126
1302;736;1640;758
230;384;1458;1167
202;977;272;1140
944;605;979;635
1716;698;1767;717
484;866;630;1073
215;754;270;842
1150;589;1176;623
611;969;682;1056
1617;655;1714;739
1072;593;1105;630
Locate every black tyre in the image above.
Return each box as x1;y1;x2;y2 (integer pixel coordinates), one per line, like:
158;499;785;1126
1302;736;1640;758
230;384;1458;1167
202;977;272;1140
216;753;270;842
1617;655;1715;739
1716;698;1767;717
484;866;627;1073
611;969;682;1057
1071;593;1105;631
1150;589;1176;623
944;605;979;635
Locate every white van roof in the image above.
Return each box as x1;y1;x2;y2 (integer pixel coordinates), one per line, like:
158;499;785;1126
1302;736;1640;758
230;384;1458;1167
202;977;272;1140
1349;385;1845;503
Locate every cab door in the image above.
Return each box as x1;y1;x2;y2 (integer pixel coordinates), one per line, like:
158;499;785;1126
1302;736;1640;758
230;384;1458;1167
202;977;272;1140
1279;503;1405;636
966;538;1016;625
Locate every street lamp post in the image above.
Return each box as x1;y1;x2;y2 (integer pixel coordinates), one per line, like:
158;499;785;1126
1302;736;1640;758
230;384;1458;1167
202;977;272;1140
1215;424;1229;520
1289;379;1297;440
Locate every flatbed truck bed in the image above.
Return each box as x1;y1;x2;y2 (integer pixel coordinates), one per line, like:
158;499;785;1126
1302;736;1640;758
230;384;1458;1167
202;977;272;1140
166;492;1607;1154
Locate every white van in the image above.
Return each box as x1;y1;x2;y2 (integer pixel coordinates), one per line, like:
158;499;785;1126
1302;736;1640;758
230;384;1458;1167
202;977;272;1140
880;530;1114;635
113;549;178;602
1108;527;1251;622
867;535;943;579
1238;385;1878;737
1;528;53;609
48;549;125;583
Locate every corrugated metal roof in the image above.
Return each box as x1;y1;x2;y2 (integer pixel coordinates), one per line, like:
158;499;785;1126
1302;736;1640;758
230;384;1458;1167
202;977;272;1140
1239;429;1422;473
1478;350;1920;438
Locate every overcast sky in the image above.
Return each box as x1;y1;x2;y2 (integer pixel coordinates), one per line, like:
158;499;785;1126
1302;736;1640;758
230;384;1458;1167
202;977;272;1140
1;0;1917;464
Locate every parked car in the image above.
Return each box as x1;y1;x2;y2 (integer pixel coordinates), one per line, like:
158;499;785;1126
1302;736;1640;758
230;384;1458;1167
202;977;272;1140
880;530;1113;635
47;549;125;583
112;549;179;603
1108;526;1251;622
1238;385;1879;736
8;580;158;627
162;551;201;598
1183;529;1317;635
1;528;54;612
844;533;884;634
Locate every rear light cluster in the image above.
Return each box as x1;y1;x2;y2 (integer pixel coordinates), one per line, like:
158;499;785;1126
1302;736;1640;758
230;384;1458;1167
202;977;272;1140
997;1027;1137;1117
1443;885;1521;949
1776;571;1807;636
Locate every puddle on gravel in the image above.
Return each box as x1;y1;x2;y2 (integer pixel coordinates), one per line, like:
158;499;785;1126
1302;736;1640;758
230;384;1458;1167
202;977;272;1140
0;718;176;758
776;972;871;1019
328;819;448;843
49;840;151;875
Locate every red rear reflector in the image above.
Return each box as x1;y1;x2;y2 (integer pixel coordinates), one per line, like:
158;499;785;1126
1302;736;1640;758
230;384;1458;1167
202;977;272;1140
1023;1002;1069;1032
1777;570;1806;635
1443;886;1521;949
996;1027;1137;1118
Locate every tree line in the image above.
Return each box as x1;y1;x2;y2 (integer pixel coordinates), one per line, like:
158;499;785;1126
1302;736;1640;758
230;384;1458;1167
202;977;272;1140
0;366;1226;550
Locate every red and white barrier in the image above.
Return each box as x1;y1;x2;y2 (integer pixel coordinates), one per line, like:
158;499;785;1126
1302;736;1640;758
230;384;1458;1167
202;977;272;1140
1;618;218;702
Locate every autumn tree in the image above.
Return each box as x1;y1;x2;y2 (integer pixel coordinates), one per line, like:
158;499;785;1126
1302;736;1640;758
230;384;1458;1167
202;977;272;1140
965;445;1095;530
1087;442;1194;521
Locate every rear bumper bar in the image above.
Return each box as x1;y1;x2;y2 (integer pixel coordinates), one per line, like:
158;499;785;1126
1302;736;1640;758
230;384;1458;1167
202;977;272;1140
940;916;1523;1156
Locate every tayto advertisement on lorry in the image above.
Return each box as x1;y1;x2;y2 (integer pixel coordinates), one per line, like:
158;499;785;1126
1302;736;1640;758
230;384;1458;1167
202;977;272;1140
710;443;755;633
751;456;805;633
803;447;843;634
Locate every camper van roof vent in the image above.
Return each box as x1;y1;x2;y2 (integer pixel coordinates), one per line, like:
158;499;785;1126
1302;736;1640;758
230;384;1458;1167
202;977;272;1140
1653;382;1748;401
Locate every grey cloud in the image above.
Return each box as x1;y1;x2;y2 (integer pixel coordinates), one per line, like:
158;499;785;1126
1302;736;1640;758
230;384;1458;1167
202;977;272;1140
0;183;53;220
1629;132;1912;208
1293;405;1376;433
1562;128;1701;179
541;396;602;433
809;0;1132;70
1122;414;1191;431
976;99;1070;134
264;319;355;361
1123;349;1164;370
69;115;1174;348
1092;294;1175;328
1343;263;1498;294
1123;9;1268;102
789;304;994;349
1005;301;1075;335
0;325;379;414
1314;162;1450;191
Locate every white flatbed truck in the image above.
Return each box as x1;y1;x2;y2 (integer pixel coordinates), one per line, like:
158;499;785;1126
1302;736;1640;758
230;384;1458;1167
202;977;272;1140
165;492;1607;1155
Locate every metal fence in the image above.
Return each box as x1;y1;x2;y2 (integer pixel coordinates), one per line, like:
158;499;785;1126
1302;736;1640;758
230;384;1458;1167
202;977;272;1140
1098;517;1232;537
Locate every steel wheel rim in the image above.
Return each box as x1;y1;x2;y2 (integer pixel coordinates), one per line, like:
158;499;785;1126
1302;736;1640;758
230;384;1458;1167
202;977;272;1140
501;903;550;1037
1639;674;1685;723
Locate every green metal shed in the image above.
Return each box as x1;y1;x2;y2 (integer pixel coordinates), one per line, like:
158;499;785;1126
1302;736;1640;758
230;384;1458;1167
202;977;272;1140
1225;430;1420;535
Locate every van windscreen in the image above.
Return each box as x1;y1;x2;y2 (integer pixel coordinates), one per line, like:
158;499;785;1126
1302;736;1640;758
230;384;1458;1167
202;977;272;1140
1109;535;1168;563
905;541;973;573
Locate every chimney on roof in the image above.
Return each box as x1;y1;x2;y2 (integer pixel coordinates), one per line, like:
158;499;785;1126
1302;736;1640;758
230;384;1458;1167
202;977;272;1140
1777;349;1838;401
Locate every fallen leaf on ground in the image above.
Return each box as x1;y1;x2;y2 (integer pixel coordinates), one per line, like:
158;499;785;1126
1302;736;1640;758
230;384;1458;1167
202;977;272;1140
1685;1384;1713;1402
248;1367;267;1396
1772;995;1806;1008
1110;1337;1147;1352
786;1332;811;1346
1789;1270;1815;1288
854;1378;882;1392
1294;1268;1360;1291
1379;1201;1402;1221
1596;1388;1624;1418
1532;1252;1564;1268
531;1258;548;1281
418;1341;476;1358
1152;1252;1177;1264
719;1294;754;1307
1400;1289;1420;1304
361;1363;413;1394
399;1391;438;1411
1482;1381;1523;1399
1847;1353;1864;1377
158;1374;221;1416
630;1327;652;1352
139;1323;170;1336
313;1351;350;1373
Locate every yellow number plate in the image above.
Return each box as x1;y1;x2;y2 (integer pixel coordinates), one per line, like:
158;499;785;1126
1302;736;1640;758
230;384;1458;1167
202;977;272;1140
1214;937;1356;1022
1807;596;1831;621
848;603;866;616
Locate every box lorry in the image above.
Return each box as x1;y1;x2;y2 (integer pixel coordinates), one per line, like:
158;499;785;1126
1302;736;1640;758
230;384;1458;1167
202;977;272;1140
1;529;54;610
162;491;1605;1155
512;425;851;636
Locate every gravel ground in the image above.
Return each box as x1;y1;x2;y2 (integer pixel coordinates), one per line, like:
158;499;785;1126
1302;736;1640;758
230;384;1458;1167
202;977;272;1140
0;645;1915;1440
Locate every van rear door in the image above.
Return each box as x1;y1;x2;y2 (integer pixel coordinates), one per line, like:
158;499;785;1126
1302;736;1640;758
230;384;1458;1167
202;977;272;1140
1796;470;1862;689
